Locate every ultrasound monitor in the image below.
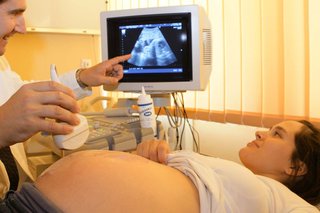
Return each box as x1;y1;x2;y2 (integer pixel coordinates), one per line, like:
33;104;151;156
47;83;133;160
100;5;212;94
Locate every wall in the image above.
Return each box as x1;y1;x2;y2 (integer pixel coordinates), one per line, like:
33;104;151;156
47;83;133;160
24;0;106;32
4;32;103;111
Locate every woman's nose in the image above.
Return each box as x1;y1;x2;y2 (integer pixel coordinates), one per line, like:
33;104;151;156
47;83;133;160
255;131;266;140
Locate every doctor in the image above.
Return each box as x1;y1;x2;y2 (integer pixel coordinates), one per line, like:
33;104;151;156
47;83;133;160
0;0;130;197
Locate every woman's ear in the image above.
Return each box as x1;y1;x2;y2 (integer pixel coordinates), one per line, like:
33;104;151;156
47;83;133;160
285;161;308;176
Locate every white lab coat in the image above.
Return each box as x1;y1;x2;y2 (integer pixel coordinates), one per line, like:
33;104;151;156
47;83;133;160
0;56;91;198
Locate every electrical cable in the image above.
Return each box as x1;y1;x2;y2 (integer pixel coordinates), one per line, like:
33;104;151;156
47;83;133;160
162;92;200;152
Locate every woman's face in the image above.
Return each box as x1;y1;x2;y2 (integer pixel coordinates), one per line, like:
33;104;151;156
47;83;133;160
239;120;304;180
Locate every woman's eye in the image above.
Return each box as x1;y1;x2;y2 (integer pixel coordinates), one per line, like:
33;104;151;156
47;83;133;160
272;131;281;137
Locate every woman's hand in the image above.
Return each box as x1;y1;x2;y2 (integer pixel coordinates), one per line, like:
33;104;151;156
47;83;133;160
78;54;131;87
136;140;170;164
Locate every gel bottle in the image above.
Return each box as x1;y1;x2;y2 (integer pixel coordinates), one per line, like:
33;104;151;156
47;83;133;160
137;86;157;137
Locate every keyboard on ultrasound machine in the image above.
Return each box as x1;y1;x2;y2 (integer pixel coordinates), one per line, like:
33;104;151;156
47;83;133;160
85;116;155;151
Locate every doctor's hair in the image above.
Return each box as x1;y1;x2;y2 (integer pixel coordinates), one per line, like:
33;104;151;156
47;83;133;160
287;120;320;206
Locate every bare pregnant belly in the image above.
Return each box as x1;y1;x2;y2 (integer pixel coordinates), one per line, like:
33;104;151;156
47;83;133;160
35;150;200;213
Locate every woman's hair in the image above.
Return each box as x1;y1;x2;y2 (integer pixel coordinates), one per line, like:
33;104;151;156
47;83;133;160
0;0;7;4
286;120;320;205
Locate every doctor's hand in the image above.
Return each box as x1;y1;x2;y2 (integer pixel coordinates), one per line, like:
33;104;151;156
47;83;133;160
76;54;131;87
136;140;170;164
0;81;80;148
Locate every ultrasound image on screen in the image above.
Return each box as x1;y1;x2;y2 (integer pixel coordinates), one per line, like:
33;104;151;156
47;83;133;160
118;22;186;74
127;27;177;66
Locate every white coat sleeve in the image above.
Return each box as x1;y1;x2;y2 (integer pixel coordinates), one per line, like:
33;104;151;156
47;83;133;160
59;69;92;100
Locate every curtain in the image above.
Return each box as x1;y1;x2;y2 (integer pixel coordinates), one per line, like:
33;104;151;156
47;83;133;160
105;0;320;128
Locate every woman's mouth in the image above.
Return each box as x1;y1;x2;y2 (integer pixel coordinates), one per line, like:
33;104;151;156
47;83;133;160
247;141;260;148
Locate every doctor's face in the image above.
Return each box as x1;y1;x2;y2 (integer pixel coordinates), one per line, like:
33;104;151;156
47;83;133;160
0;0;26;55
239;120;303;179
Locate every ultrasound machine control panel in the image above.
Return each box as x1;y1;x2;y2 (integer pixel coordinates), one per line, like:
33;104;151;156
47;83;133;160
36;115;163;157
